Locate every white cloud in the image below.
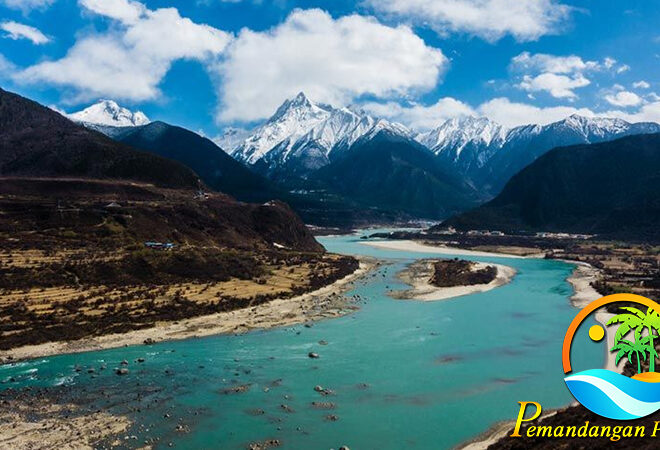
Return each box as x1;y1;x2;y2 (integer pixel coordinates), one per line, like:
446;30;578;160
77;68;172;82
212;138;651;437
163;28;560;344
605;102;660;124
616;64;630;74
361;97;475;130
633;80;650;89
1;0;55;13
519;72;590;99
510;51;598;74
1;21;50;44
215;9;447;122
17;0;231;102
361;96;596;129
603;57;616;69
604;90;643;107
477;97;595;127
79;0;145;24
359;93;660;130
509;52;617;99
364;0;573;42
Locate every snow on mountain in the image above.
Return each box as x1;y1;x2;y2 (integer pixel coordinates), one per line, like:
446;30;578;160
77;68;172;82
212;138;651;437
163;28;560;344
417;113;660;176
213;127;251;153
68;100;150;127
479;114;660;193
226;92;660;190
416;116;507;170
417;117;506;154
230;92;412;177
232;92;335;165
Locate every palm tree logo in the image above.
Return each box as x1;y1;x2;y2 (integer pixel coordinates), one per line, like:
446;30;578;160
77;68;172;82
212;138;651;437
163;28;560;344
562;295;660;420
607;306;660;374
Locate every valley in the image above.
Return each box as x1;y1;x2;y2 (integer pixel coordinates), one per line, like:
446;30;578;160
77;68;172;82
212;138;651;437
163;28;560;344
0;89;364;363
0;230;603;449
73;93;660;228
1;86;659;450
2;0;659;448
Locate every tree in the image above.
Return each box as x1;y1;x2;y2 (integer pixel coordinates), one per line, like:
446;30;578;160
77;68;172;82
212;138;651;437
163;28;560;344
607;306;660;373
644;309;660;371
611;338;647;374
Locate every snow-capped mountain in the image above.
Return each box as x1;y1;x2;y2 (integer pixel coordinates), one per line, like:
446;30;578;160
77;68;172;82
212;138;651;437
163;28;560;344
213;127;251;153
479;114;660;193
68;100;150;127
232;93;334;166
417;116;506;153
416;116;508;174
409;113;660;193
230;92;411;179
228;92;660;192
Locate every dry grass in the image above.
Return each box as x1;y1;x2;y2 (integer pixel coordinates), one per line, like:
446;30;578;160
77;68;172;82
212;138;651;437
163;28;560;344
0;249;357;350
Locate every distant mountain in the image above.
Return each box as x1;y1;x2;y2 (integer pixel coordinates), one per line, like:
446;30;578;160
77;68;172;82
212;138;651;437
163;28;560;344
230;94;660;198
416;114;660;194
314;131;482;219
113;121;275;201
416;116;507;180
479;115;660;194
69;100;150;127
440;133;660;241
230;92;411;182
0;88;199;189
213;127;251;154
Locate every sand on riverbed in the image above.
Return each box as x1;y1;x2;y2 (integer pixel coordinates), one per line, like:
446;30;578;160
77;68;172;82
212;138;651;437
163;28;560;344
391;259;516;301
566;262;618;372
0;398;131;450
362;239;527;258
0;258;377;363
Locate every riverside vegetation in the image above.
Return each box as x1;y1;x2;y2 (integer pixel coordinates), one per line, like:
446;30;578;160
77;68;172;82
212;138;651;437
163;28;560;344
429;259;497;288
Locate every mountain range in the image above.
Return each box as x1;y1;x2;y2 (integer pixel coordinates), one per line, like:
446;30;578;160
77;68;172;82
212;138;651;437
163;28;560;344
72;95;480;221
230;92;413;183
68;93;660;225
219;93;660;194
441;132;660;241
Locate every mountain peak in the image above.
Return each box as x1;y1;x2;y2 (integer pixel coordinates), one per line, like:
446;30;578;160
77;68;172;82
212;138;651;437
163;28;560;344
68;100;150;127
268;91;328;124
418;115;507;159
292;91;310;105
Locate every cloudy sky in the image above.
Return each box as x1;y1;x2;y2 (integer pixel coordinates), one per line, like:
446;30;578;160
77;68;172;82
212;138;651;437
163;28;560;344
1;0;659;135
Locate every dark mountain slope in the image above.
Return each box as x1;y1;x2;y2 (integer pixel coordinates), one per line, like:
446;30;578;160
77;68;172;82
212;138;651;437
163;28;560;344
115;122;275;201
477;116;660;195
442;133;660;241
314;131;482;219
0;87;325;251
0;88;199;189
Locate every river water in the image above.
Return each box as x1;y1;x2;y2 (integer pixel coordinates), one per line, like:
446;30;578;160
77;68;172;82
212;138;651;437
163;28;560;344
0;230;602;449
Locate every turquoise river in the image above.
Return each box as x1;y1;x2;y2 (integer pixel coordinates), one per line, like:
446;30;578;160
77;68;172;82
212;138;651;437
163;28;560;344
0;230;603;449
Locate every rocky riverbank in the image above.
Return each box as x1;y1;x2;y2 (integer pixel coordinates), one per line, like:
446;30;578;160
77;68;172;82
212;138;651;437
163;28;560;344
0;258;378;363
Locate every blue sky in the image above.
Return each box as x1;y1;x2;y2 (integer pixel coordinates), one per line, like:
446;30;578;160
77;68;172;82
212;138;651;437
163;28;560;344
1;0;659;137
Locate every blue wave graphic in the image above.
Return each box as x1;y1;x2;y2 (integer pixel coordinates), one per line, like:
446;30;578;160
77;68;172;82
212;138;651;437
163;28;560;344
565;369;660;420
